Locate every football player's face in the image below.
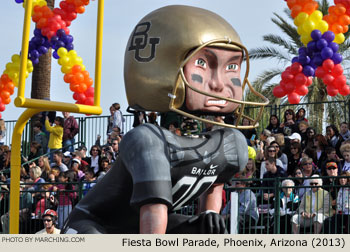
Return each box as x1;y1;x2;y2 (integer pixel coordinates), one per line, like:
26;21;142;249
184;47;243;113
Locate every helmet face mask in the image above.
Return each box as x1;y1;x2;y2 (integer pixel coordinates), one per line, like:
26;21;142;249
124;5;268;129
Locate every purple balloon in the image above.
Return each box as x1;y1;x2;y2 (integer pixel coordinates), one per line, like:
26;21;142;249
307;41;317;52
56;29;66;38
312;54;323;66
316;39;328;50
332;53;343;64
65;35;74;44
29;41;36;51
292;56;299;63
38;46;49;55
298;47;308;56
66;43;74;51
303;65;315;77
298;55;310;65
322;31;335;43
321;47;334;60
51;36;59;44
53;51;60;59
15;0;24;3
54;40;65;50
311;30;322;41
30;49;40;58
328;42;339;53
33;28;42;37
32;58;40;65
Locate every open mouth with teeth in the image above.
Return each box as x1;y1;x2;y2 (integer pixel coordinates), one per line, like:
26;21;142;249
206;99;228;106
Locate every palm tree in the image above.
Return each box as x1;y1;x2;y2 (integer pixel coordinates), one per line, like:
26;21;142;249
245;0;350;133
30;0;55;145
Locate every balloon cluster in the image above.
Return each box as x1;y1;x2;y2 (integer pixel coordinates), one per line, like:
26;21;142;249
323;2;350;44
57;48;94;105
0;0;96;118
51;29;74;59
275;0;350;104
273;62;312;104
287;0;319;18
28;28;51;65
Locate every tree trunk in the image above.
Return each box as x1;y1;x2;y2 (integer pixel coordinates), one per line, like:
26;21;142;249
30;0;55;138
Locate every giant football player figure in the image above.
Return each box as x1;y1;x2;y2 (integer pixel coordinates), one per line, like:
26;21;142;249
62;5;268;234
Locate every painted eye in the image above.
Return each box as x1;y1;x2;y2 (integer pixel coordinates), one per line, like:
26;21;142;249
226;64;239;71
195;58;206;68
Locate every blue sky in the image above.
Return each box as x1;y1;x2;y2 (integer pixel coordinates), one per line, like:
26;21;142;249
0;0;287;120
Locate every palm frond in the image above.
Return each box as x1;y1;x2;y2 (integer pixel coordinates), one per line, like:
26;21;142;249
262;34;298;55
271;13;303;48
248;47;290;62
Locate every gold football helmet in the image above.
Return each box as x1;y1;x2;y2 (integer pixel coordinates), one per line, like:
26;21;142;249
124;5;269;129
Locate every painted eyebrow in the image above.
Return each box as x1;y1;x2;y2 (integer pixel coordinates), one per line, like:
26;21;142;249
203;49;242;63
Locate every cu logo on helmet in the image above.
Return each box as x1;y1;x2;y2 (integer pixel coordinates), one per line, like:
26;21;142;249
128;22;160;62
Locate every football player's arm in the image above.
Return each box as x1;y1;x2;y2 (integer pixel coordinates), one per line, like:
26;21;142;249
200;183;224;213
139;203;168;234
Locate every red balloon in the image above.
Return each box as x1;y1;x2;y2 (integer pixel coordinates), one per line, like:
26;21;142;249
327;85;339;96
281;70;294;82
290;62;303;75
273;85;286;98
332;64;344;76
323;59;335;71
339;85;350;96
323;74;335;86
0;103;5;112
288;92;300;104
315;67;327;78
73;92;79;100
306;77;313;86
294;73;307;86
77;93;86;103
85;97;94;105
284;81;296;93
295;85;309;96
85;87;94;97
333;75;347;89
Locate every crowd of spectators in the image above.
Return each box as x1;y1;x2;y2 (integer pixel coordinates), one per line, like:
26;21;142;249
0;105;350;234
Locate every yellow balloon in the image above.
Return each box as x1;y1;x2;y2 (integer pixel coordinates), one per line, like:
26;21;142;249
57;47;68;58
315;20;329;33
11;54;20;63
297;25;304;35
295;12;309;27
68;50;78;59
58;56;70;66
61;66;72;74
309;10;323;22
301;34;312;46
334;33;345;44
73;57;83;66
81;65;86;71
303;20;316;34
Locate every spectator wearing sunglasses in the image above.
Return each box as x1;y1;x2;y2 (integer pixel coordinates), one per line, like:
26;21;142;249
323;160;341;214
36;209;60;234
280;109;298;137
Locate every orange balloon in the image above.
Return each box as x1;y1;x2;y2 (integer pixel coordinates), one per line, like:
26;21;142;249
339;15;350;25
0;74;10;84
287;0;297;9
76;6;85;14
343;25;349;33
70;83;79;92
4;82;15;95
71;65;82;74
0;91;10;100
2;98;11;105
291;5;303;18
334;4;346;16
85;77;93;87
74;72;85;84
37;18;47;29
82;70;90;80
331;23;343;33
64;73;74;84
77;83;87;93
74;0;84;6
303;2;318;14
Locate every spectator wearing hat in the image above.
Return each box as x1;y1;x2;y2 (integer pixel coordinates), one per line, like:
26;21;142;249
71;150;89;172
70;158;85;181
323;160;341;215
36;209;60;234
284;132;302;157
291;175;332;234
320;147;341;176
62;151;72;168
